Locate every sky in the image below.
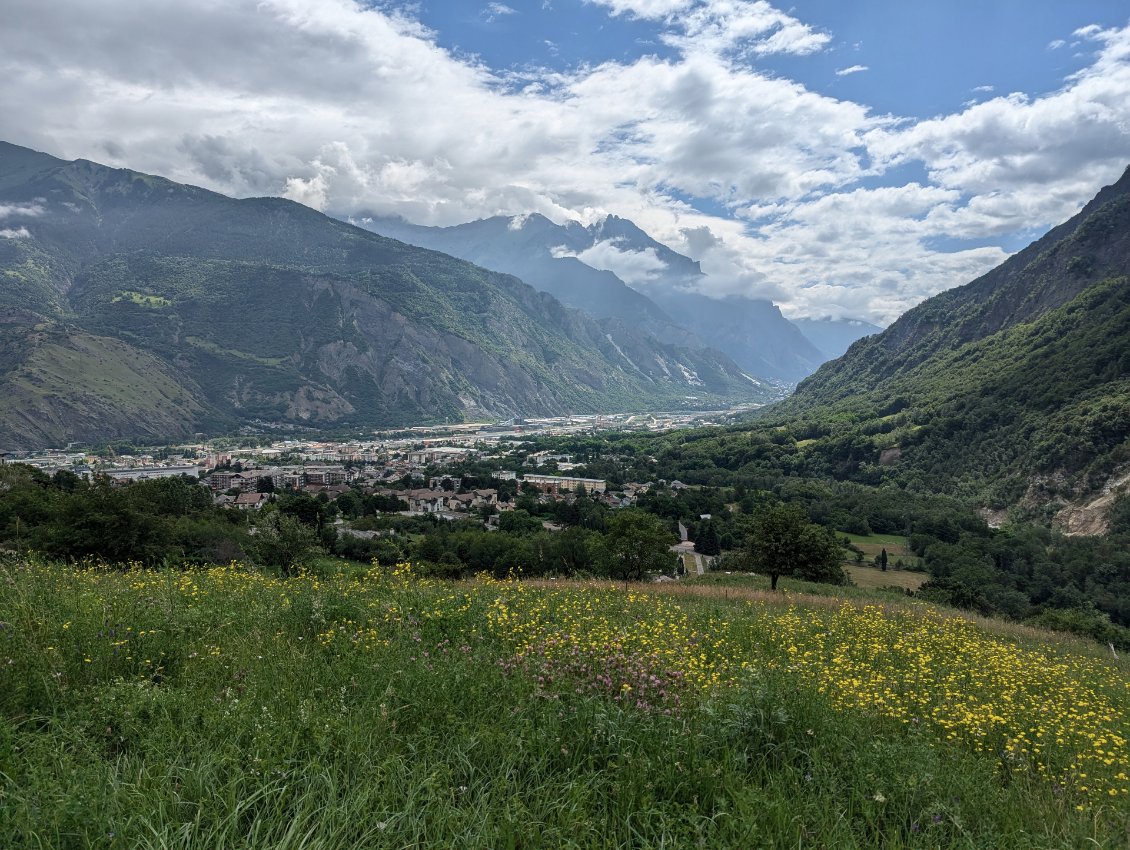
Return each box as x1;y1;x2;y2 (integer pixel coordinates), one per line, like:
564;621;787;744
1;0;1128;324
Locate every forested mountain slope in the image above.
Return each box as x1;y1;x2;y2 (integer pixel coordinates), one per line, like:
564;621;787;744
771;166;1130;506
0;142;771;449
795;166;1130;402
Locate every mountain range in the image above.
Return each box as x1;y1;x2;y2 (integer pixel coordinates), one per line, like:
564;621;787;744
5;134;1123;514
0;141;775;450
353;212;878;382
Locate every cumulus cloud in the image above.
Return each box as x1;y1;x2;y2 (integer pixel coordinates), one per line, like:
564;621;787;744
864;22;1130;246
724;184;1012;320
554;238;669;285
585;0;829;57
283;173;331;211
585;0;691;18
0;201;46;220
0;227;31;239
0;0;1126;324
562;52;875;204
672;1;830;56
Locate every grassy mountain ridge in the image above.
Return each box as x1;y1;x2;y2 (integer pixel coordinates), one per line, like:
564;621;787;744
795;165;1130;403
765;167;1130;506
0;142;771;449
780;275;1130;503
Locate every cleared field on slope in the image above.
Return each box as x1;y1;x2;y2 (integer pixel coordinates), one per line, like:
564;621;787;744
843;532;913;559
844;564;928;590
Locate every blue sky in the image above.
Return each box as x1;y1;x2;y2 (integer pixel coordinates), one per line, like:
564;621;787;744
409;0;1127;254
1;0;1128;322
416;1;1122;117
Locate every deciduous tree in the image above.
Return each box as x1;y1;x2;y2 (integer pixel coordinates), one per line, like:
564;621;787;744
604;509;675;582
747;503;846;590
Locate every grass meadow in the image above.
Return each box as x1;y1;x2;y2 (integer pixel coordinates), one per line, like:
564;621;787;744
842;533;914;560
844;565;927;591
1;558;1128;848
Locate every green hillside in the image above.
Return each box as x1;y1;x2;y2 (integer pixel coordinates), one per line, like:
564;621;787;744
795;165;1130;399
766;274;1130;503
767;167;1130;505
0;321;211;446
0;142;771;449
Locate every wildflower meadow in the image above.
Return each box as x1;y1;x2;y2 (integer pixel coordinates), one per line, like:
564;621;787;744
1;557;1127;848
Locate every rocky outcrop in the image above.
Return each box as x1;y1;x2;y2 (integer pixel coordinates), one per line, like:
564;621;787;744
1053;469;1130;536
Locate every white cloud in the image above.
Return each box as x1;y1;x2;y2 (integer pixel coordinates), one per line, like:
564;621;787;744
0;1;1126;324
587;0;830;57
562;52;875;203
864;23;1130;243
554;238;669;285
749;19;828;56
283;173;331;211
0;227;31;239
585;0;690;18
724;184;1012;320
483;3;517;22
835;64;868;76
0;201;45;220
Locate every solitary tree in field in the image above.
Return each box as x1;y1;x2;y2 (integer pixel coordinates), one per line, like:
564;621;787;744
253;511;319;576
747;503;846;591
605;509;675;582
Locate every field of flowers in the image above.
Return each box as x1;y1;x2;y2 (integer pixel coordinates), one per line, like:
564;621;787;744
1;558;1127;848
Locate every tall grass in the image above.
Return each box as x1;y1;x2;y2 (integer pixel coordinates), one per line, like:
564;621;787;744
1;557;1127;848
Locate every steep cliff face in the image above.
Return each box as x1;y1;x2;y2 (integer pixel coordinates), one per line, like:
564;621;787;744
0;142;772;449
